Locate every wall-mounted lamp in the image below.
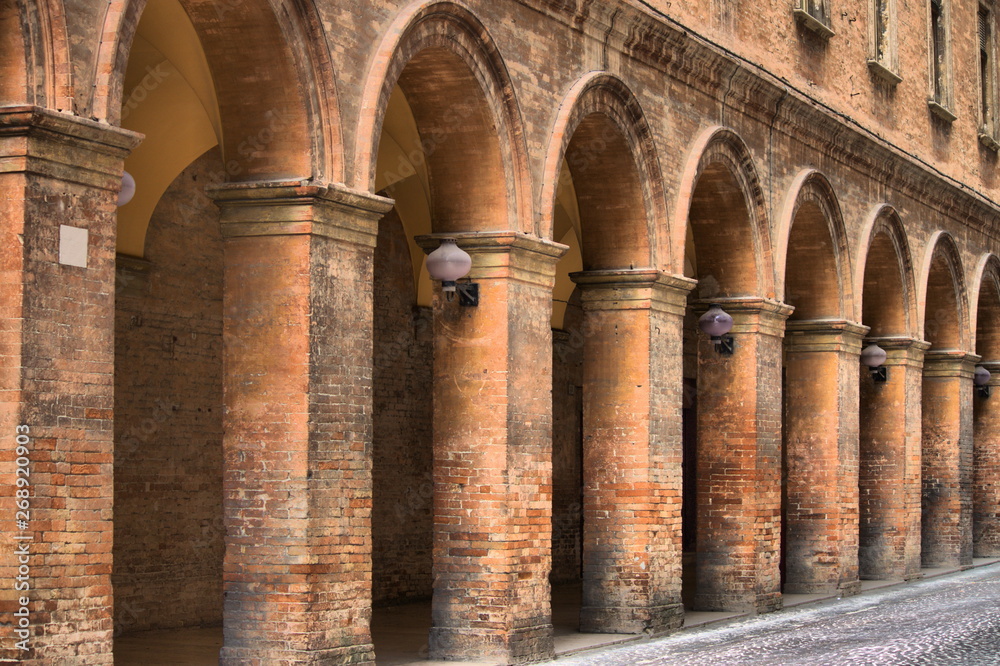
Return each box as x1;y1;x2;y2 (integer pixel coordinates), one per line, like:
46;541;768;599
425;238;478;307
118;171;136;207
699;304;735;355
975;365;991;398
861;343;888;383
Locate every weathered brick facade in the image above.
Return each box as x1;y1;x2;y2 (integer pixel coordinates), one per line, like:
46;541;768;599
113;147;225;634
5;0;1000;664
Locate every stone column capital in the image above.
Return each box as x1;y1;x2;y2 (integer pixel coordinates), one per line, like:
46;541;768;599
209;181;393;246
569;269;697;315
416;231;568;289
693;297;794;338
784;318;870;354
864;336;932;368
0;105;142;189
923;349;980;378
978;360;1000;375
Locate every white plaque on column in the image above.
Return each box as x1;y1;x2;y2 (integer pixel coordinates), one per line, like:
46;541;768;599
59;225;89;268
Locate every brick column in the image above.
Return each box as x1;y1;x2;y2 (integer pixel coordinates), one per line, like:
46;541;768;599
858;337;928;580
783;320;868;595
0;107;139;664
973;360;1000;557
210;182;392;665
921;350;976;568
693;299;791;613
570;270;695;635
421;232;565;664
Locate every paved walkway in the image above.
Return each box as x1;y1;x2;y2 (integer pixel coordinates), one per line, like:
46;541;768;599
555;562;1000;666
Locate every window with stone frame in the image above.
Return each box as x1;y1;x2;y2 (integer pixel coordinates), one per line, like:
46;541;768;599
795;0;834;39
979;3;1000;148
868;0;901;84
928;0;956;122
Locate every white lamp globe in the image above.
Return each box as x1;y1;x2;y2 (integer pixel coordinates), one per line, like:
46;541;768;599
426;239;472;292
118;171;136;207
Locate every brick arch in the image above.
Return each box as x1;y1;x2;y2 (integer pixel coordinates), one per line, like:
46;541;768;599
856;205;917;338
354;0;529;232
675;126;773;298
539;71;666;268
972;254;1000;361
775;169;853;320
919;232;970;351
92;0;339;181
1;0;71;109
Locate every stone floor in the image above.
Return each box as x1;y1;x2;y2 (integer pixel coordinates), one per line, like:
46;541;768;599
557;559;1000;666
114;559;1000;665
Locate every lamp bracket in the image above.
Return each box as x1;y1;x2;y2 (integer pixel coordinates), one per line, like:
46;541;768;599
713;334;735;355
457;281;479;307
870;366;888;383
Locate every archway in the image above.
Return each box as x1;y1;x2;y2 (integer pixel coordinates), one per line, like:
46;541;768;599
359;5;554;662
778;172;859;597
919;233;972;569
544;72;684;637
111;1;225;654
972;256;1000;557
679;128;782;614
368;84;435;664
549;157;585;638
104;0;346;662
857;209;921;581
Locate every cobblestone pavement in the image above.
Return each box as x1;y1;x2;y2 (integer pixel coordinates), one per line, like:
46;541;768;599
555;564;1000;665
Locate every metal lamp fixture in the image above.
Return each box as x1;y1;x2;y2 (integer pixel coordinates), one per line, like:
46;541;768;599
425;238;478;306
699;304;735;355
861;343;888;383
975;365;992;399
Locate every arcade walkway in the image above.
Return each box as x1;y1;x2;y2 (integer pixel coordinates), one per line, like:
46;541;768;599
114;562;1000;665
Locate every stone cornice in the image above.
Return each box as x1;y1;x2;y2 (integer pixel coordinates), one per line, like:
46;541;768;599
0;105;142;189
415;231;568;288
923;349;980;377
784;319;870;354
209;181;393;246
864;336;932;368
692;297;794;337
570;268;697;314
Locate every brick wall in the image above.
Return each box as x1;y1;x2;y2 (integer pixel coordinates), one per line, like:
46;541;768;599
551;294;583;584
371;207;434;605
113;148;224;633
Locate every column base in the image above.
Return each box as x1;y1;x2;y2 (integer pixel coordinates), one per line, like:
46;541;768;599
782;581;839;595
579;603;684;635
860;560;923;582
429;624;554;664
921;553;973;568
973;522;1000;557
974;544;1000;557
221;643;375;665
692;592;782;614
859;540;897;580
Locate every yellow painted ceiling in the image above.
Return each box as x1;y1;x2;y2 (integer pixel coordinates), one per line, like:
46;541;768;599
117;0;220;257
